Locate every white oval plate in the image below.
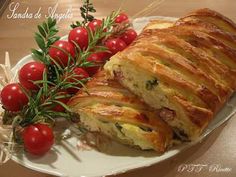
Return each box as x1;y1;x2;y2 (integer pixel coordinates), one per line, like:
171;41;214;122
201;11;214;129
9;16;236;177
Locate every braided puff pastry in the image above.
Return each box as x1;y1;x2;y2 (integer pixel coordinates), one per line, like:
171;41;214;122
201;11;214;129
68;71;173;153
104;8;236;140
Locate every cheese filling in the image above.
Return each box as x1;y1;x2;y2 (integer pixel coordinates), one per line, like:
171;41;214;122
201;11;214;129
79;112;155;150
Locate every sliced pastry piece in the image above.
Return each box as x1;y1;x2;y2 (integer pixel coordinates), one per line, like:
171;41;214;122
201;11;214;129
104;8;236;140
68;71;173;153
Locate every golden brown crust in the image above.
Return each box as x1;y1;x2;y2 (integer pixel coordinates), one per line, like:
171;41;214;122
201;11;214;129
137;29;236;91
104;8;236;140
162;26;236;69
126;27;235;111
68;70;173;152
172;96;213;128
69;71;148;110
133;43;229;101
176;9;236;71
119;50;221;112
179;8;236;34
175;18;236;49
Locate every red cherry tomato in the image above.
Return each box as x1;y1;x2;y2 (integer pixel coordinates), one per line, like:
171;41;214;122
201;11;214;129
49;40;75;67
105;38;127;56
67;67;89;94
52;93;70;112
68;27;88;50
87;19;103;33
0;83;28;112
120;29;137;45
98;51;110;60
22;123;54;156
85;53;106;76
115;13;129;23
19;61;46;90
72;67;90;81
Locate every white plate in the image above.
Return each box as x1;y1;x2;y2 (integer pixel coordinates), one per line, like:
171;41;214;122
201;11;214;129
10;16;236;177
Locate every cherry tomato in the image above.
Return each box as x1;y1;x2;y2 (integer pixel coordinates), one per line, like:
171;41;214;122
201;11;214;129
52;93;70;112
87;19;103;33
49;40;75;67
68;27;88;50
0;83;28;112
19;61;46;90
85;53;106;76
115;13;129;23
120;29;137;45
67;67;89;94
22;123;54;156
105;38;127;56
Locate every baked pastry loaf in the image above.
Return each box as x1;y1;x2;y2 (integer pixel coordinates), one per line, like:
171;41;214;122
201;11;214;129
68;70;173;152
104;8;236;140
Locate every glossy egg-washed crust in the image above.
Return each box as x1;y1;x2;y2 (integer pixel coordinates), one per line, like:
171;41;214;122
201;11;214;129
104;8;236;140
68;71;173;152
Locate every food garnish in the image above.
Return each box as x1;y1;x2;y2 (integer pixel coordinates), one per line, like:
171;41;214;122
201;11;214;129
0;0;137;157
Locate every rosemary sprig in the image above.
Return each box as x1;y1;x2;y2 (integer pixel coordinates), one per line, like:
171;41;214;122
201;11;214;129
71;0;96;28
18;71;76;127
5;8;124;141
80;0;96;24
31;17;60;64
0;0;138;157
111;22;131;38
75;10;121;66
5;8;122;122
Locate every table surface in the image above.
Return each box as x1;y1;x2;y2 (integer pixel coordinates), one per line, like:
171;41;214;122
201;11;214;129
0;0;236;177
